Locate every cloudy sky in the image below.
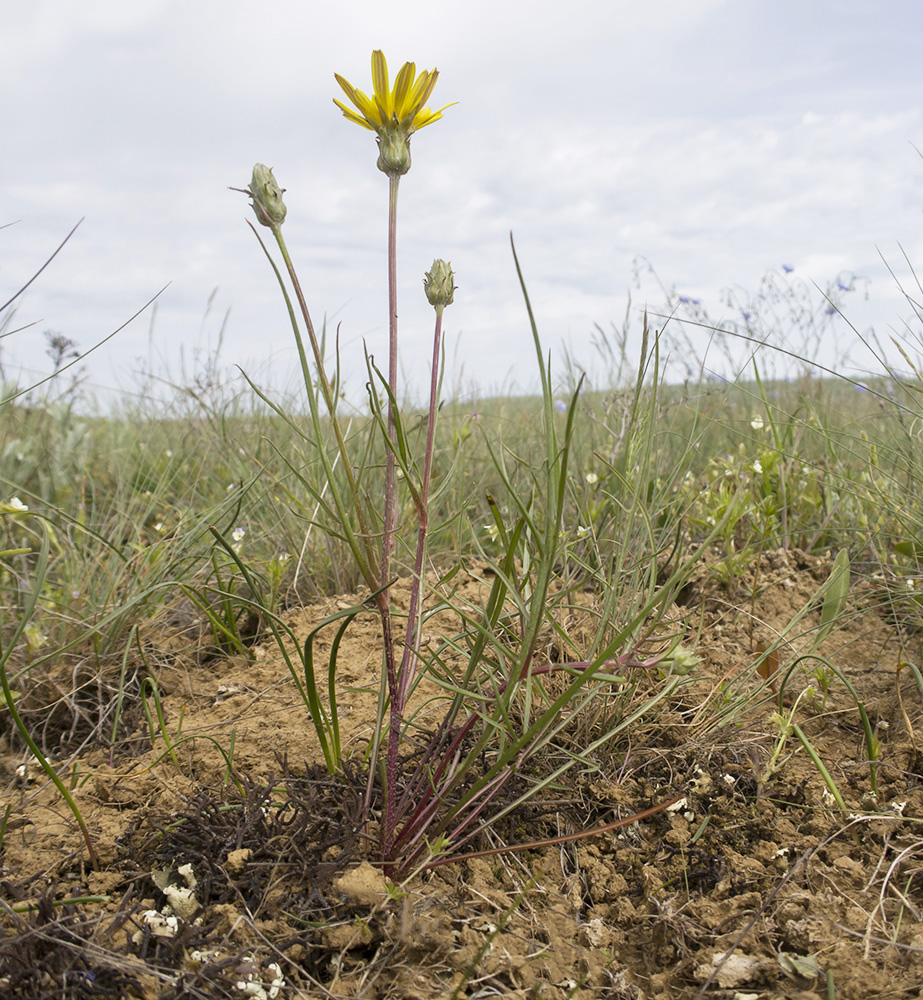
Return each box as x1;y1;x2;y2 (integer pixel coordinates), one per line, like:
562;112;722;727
3;0;922;405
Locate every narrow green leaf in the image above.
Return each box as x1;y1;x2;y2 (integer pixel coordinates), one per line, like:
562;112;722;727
818;548;850;642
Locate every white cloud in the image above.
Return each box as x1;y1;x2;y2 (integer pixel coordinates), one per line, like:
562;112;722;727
2;1;922;403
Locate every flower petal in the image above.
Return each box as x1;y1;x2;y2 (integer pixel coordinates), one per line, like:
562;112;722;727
334;72;382;126
334;50;452;140
353;91;381;123
408;69;438;114
373;94;391;127
332;98;376;129
393;61;416;117
413;101;457;130
334;74;362;106
371;50;390;111
412;109;439;129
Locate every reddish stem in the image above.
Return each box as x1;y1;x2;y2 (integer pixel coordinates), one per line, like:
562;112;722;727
422;795;684;869
381;173;401;861
396;306;443;711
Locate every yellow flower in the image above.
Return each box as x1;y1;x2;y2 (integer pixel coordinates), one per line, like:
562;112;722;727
334;50;454;176
334;50;451;133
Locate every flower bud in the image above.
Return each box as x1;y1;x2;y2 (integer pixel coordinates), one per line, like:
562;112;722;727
247;164;287;227
423;259;455;310
376;126;412;177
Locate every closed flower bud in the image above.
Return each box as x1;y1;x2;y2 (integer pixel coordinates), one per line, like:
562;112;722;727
247;164;287;227
423;259;455;310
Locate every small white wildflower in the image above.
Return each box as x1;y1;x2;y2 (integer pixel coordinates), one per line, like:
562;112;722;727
266;964;285;998
576;525;591;538
165;449;173;458
227;483;237;492
232;527;246;543
907;578;917;591
585;472;598;485
276;551;291;565
136;910;179;940
15;452;24;462
750;415;764;431
154;522;165;533
190;949;222;964
8;497;28;511
752;460;763;474
483;523;499;542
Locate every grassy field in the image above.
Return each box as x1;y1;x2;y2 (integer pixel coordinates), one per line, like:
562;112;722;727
2;291;922;788
1;342;918;689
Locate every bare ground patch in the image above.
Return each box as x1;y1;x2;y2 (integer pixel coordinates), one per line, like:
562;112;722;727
3;553;923;998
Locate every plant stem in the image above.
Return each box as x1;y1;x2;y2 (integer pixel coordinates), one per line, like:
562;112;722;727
383;175;401;590
397;306;443;710
381;173;401;862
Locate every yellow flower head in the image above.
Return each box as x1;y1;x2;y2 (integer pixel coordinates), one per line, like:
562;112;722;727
334;50;454;175
335;50;452;133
